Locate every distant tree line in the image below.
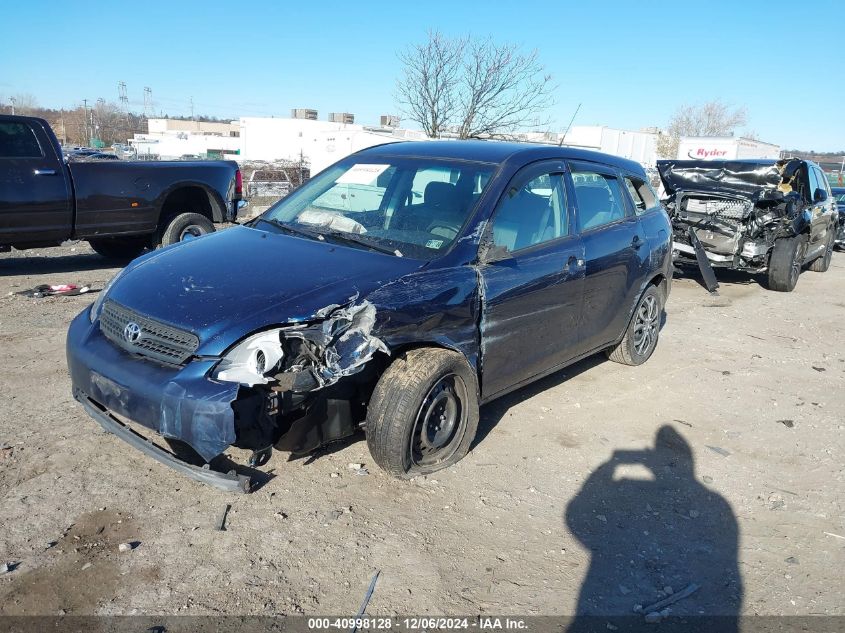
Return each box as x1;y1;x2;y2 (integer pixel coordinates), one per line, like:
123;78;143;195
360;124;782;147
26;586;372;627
0;93;233;147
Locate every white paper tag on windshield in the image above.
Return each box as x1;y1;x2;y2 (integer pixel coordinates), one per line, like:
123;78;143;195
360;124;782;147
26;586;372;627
336;164;390;185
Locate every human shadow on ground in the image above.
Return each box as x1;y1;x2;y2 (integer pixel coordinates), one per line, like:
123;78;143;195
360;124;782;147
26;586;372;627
564;425;742;632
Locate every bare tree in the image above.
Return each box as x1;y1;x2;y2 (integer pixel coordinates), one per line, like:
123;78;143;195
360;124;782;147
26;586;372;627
457;38;554;139
396;31;555;139
657;100;747;158
10;93;39;115
395;30;464;138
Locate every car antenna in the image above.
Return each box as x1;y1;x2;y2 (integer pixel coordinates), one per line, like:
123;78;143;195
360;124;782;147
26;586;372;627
559;102;582;147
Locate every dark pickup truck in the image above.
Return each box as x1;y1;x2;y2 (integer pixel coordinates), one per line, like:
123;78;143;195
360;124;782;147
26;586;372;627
0;115;243;259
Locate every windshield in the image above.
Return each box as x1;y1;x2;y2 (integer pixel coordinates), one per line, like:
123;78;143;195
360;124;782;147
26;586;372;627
260;156;495;259
835;190;845;204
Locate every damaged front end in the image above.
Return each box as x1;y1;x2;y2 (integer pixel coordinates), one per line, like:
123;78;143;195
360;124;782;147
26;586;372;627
659;159;812;276
68;298;389;493
223;300;388;463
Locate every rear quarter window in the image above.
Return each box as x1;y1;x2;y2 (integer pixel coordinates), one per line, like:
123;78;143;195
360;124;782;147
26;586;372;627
0;122;43;158
624;175;660;216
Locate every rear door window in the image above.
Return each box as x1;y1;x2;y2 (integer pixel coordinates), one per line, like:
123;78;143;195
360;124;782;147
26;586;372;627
571;169;628;230
0;122;43;158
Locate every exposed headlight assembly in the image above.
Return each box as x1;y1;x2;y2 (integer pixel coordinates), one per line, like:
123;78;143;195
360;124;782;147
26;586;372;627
89;269;127;323
213;329;285;386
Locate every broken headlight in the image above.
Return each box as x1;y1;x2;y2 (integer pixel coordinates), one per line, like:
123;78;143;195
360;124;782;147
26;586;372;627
212;329;285;386
89;269;127;323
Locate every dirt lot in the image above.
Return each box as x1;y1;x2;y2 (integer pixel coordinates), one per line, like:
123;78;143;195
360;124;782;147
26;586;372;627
0;240;842;618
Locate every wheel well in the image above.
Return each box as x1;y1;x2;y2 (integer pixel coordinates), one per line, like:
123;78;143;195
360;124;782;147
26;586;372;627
159;186;218;227
354;343;476;405
649;273;667;298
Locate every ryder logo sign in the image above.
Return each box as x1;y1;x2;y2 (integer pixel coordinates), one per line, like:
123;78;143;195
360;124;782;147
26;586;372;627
687;148;729;159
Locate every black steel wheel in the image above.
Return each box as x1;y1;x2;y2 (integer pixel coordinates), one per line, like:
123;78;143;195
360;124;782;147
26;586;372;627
366;347;479;478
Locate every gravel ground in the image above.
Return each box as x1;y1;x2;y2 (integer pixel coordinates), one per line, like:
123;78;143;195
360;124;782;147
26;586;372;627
0;239;842;618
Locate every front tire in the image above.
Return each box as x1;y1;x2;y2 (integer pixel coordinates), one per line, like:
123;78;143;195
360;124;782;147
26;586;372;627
159;212;215;247
366;348;479;479
606;284;662;366
767;234;807;292
88;236;150;261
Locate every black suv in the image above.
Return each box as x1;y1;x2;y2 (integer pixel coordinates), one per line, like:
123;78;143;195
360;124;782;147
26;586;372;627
659;159;838;292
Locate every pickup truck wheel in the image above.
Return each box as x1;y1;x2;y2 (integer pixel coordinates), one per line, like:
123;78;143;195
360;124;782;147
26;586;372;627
808;231;834;273
365;348;479;479
88;236;150;261
767;234;807;292
606;285;662;366
159;212;215;247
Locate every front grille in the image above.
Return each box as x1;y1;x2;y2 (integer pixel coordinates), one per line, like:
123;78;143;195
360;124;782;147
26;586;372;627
100;300;199;365
684;196;751;221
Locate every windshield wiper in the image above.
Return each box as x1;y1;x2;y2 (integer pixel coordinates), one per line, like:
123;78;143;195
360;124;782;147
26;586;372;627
319;230;403;257
254;218;325;241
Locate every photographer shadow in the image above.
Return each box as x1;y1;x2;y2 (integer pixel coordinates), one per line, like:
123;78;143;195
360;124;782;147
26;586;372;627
564;425;742;631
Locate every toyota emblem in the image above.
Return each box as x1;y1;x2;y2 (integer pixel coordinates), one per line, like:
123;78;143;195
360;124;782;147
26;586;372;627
123;321;142;343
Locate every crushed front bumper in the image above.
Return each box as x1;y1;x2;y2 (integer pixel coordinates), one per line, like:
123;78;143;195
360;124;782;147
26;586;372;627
79;395;249;493
66;308;247;491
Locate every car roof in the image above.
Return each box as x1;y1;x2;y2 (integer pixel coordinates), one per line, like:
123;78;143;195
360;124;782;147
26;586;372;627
354;140;646;174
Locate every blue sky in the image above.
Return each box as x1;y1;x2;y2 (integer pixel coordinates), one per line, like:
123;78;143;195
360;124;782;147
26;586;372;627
1;0;842;151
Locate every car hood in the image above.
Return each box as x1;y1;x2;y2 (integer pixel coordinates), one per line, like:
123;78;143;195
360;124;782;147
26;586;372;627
657;159;802;199
107;225;424;355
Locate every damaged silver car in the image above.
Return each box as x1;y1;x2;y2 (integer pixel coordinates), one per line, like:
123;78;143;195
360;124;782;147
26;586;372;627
658;158;839;292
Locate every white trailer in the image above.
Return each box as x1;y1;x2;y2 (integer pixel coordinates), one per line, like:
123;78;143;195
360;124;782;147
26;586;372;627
677;136;780;161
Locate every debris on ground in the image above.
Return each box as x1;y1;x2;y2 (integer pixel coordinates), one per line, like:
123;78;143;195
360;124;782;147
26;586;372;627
16;284;93;298
777;419;795;428
641;583;700;616
217;503;232;531
0;562;13;574
118;542;135;553
353;570;381;630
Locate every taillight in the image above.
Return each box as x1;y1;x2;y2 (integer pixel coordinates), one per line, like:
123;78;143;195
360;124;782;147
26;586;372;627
235;170;243;197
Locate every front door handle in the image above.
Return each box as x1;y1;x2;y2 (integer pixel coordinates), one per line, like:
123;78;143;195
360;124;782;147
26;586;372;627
33;169;57;176
631;235;644;249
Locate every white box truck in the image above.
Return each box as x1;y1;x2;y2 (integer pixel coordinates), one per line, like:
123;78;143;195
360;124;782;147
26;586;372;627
677;136;780;160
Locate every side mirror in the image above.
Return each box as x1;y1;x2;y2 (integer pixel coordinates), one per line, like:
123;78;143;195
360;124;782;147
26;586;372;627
814;188;828;203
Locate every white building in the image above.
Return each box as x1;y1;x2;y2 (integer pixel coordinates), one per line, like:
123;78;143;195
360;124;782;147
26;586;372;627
559;126;659;165
677;136;780;161
129;116;426;171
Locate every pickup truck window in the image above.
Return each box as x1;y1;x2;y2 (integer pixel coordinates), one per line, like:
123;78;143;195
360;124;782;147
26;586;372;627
0;122;43;158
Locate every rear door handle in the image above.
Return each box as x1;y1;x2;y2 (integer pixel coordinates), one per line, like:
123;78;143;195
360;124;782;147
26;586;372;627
33;169;57;176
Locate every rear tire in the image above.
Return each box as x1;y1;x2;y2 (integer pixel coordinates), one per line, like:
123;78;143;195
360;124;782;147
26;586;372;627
606;285;663;366
88;236;150;261
366;348;479;479
767;234;807;292
159;212;215;247
808;231;834;273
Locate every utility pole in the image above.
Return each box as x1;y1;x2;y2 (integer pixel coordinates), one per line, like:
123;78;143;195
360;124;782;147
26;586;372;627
9;97;15;115
143;87;152;118
82;99;89;146
118;81;128;107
